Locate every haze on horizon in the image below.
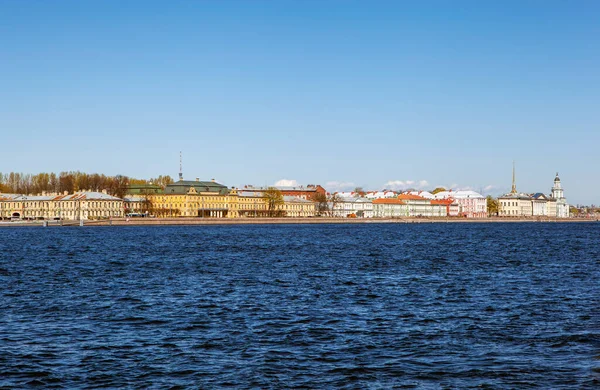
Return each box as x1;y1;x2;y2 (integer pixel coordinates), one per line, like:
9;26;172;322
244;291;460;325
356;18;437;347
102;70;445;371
1;1;598;205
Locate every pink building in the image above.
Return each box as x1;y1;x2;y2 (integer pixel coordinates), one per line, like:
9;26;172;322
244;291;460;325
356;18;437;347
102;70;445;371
433;190;487;218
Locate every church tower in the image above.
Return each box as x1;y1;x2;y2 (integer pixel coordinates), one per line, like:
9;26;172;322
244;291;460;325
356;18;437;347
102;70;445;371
551;172;569;218
551;172;564;200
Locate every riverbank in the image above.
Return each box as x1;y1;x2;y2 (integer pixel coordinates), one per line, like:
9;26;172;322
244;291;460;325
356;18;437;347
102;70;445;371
1;217;597;227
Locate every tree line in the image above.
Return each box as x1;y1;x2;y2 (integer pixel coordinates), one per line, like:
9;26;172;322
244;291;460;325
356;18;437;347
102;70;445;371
0;171;174;199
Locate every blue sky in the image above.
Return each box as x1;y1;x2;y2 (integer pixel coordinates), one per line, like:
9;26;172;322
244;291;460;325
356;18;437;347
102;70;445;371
1;1;598;204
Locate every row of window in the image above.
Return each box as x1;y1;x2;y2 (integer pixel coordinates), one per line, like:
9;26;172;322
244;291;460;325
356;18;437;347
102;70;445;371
0;201;120;208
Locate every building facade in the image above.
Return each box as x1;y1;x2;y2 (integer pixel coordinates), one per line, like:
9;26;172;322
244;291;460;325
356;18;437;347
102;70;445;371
397;194;447;217
498;169;568;218
148;179;233;218
235;191;316;217
433;190;487;218
332;197;373;218
551;173;569;218
242;184;326;201
373;194;447;218
281;196;316;217
0;191;124;220
498;194;533;217
372;198;408;218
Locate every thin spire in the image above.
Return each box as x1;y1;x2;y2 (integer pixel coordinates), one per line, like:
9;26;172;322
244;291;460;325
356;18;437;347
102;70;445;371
179;151;183;181
511;161;517;194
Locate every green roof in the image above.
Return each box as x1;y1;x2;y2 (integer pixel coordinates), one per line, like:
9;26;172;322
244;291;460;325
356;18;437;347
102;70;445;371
164;180;230;195
125;184;164;195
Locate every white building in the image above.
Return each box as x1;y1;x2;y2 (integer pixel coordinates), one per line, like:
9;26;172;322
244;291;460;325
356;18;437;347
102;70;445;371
333;197;373;218
407;191;435;199
531;193;551;216
365;190;398;200
373;194;447;218
551;173;569;218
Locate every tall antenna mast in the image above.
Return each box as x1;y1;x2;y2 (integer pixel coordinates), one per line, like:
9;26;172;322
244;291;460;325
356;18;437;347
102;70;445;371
511;160;517;194
179;151;183;181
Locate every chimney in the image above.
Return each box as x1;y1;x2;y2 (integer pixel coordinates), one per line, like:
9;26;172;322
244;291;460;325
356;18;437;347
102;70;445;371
196;178;200;182
211;178;215;183
63;191;68;195
102;189;107;194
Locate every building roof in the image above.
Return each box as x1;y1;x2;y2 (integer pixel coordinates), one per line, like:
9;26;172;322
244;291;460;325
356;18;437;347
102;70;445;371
283;196;314;204
397;194;428;201
0;193;22;201
365;191;398;199
338;197;372;204
408;191;434;199
237;191;264;198
56;192;123;201
125;184;164;195
123;197;144;203
243;184;323;193
433;190;485;200
1;192;123;201
532;193;557;201
165;180;229;195
372;198;406;205
498;192;531;200
431;199;454;205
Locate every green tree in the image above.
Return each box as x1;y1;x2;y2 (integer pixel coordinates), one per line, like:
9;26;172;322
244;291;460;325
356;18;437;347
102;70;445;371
569;206;579;217
431;187;446;194
263;187;284;217
486;195;498;216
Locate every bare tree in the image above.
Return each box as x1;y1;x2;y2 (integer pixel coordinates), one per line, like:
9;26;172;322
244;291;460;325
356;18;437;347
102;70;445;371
328;193;342;217
312;192;329;216
263;187;284;217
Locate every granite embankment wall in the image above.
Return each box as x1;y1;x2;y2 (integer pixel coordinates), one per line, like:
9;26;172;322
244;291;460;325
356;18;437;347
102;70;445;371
1;217;596;227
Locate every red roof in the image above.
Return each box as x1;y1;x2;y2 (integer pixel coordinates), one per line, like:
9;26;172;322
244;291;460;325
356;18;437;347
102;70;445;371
397;194;427;201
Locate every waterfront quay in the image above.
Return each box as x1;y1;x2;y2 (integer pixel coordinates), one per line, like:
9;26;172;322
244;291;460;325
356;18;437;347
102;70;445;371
1;216;596;227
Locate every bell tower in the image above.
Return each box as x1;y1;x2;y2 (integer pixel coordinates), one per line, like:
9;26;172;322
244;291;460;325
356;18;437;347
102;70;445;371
551;172;563;200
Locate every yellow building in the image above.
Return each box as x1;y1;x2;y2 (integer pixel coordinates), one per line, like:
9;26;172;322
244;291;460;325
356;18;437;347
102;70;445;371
236;191;269;217
124;179;319;219
0;191;124;220
148;179;237;218
281;196;316;217
235;191;316;217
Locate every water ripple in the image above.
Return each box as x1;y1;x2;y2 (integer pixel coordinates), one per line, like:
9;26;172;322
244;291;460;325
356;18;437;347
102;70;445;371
1;223;599;388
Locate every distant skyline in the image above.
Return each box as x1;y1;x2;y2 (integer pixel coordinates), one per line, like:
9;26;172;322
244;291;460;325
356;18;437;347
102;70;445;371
1;1;598;204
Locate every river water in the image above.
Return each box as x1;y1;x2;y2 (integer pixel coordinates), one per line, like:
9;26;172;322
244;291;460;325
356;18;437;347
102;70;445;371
1;223;599;388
